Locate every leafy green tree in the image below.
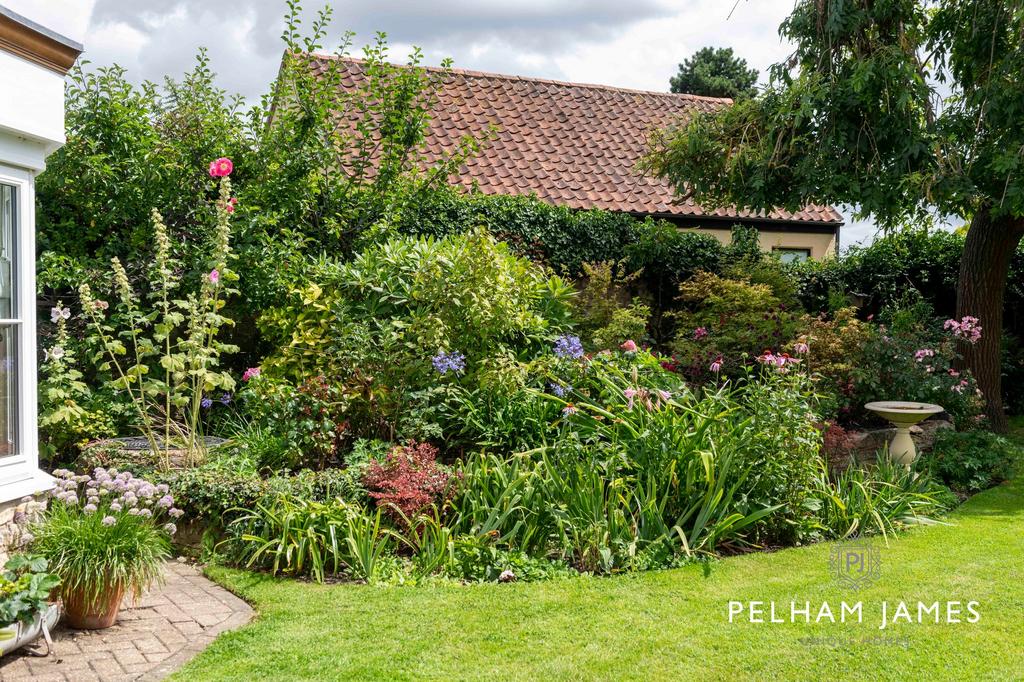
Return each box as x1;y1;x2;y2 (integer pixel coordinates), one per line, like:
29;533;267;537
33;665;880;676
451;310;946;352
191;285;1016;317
669;47;758;99
647;1;1024;430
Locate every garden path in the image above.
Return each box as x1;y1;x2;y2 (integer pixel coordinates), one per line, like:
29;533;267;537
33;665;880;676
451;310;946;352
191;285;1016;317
0;560;252;681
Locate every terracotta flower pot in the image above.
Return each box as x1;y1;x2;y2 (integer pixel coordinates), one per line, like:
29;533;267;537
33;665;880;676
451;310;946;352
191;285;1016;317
62;584;126;630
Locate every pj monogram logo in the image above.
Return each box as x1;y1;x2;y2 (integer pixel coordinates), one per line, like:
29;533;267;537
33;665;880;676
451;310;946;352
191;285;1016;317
830;539;881;590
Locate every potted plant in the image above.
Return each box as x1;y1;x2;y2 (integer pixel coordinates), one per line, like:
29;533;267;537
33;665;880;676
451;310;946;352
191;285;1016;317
0;555;61;656
31;468;184;629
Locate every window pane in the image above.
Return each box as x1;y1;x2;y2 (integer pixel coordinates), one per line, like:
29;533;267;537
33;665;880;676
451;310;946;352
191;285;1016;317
0;325;15;456
0;185;13;318
0;184;16;457
776;248;811;264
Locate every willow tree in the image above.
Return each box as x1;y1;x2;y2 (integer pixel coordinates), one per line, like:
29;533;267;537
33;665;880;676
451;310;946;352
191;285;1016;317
646;0;1024;430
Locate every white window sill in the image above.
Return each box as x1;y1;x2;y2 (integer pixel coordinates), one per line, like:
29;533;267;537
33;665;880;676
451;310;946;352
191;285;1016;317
0;469;53;504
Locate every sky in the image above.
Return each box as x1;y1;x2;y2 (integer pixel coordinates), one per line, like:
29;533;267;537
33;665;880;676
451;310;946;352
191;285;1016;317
24;0;883;247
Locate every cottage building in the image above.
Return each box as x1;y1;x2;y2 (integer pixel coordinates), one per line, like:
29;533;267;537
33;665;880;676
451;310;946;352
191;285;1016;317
0;4;82;537
312;55;843;260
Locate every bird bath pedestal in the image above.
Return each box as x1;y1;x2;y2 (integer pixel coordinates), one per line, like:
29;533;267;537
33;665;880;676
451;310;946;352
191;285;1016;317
864;401;944;466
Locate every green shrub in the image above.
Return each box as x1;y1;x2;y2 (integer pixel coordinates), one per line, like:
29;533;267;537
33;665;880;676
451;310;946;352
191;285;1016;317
669;272;800;380
256;230;575;445
923;430;1019;493
572;261;650;350
733;372;826;545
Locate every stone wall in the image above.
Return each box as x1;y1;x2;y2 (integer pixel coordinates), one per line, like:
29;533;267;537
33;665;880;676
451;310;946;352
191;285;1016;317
0;495;45;565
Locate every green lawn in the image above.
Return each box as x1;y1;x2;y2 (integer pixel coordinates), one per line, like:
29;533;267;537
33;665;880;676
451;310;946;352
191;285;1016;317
176;427;1024;681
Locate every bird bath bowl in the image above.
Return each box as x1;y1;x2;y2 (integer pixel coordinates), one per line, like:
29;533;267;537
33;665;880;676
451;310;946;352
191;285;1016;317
864;401;944;466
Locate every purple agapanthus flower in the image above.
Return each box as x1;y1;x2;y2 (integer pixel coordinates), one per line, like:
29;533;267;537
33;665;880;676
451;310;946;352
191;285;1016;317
549;382;572;398
432;350;466;375
200;397;213;409
553;335;584;359
219;392;232;405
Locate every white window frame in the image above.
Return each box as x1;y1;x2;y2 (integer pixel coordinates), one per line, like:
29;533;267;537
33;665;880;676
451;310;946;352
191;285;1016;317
0;164;47;501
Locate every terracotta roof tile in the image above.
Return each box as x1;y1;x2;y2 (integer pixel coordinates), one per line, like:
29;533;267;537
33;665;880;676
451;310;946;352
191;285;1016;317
309;55;843;226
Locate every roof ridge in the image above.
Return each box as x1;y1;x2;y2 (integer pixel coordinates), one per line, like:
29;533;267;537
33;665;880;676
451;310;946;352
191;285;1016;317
308;52;734;105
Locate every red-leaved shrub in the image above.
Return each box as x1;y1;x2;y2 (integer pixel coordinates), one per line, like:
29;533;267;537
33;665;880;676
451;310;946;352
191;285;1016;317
362;441;453;524
819;420;856;470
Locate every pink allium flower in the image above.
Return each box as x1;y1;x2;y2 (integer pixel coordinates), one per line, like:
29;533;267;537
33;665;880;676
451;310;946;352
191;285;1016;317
620;339;638;353
693;326;709;340
242;367;261;382
209;269;220;284
209;157;233;177
710;356;723;373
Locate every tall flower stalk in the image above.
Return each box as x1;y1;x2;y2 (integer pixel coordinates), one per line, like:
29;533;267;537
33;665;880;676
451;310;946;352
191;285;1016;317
79;161;239;468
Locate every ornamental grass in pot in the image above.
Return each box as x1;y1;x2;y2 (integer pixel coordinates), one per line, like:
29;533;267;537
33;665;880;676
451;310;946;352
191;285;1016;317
31;468;184;629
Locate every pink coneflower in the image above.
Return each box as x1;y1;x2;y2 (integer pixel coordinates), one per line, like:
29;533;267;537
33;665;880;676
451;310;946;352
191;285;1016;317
620;339;638;353
562;404;578;416
209;157;233;177
209;269;220;284
710;356;723;373
794;341;809;355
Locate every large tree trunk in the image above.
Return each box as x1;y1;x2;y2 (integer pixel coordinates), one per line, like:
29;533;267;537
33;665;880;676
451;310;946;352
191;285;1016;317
956;208;1024;432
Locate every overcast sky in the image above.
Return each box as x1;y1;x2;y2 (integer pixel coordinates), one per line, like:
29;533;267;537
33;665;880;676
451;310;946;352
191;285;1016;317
28;0;884;246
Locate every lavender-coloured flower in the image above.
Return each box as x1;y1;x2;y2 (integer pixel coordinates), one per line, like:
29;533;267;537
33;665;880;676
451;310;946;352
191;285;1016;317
548;382;572;398
163;523;177;535
102;516;117;526
83;503;97;514
201;397;213;409
169;508;184;519
157;495;173;508
219;392;232;405
553;335;584;360
110;502;122;512
432;350;466;375
138;508;153;518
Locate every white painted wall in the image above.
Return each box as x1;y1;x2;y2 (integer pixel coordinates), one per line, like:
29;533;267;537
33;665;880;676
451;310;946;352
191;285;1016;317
0;51;67;160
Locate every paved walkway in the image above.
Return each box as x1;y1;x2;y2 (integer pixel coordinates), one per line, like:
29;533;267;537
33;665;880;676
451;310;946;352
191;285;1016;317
0;560;253;681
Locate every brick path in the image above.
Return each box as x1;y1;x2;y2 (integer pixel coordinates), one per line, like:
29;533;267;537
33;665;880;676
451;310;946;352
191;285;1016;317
0;560;253;681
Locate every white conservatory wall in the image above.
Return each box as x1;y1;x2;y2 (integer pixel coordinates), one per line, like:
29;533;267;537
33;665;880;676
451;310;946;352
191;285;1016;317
0;51;67;166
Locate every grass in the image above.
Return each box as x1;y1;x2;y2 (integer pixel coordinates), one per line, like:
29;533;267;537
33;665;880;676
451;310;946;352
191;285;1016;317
175;427;1024;681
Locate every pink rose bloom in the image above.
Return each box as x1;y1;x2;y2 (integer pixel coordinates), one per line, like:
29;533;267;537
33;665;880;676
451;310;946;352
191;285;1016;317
242;367;261;382
209;157;233;177
620;339;638;353
209;269;220;284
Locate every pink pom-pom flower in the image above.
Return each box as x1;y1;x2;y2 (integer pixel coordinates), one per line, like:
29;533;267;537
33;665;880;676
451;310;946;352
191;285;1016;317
208;157;233;178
